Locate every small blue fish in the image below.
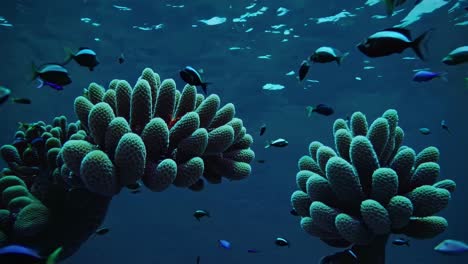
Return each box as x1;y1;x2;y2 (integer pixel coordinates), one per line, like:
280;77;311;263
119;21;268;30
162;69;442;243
392;238;410;246
434;239;468;255
218;239;231;249
412;70;447;82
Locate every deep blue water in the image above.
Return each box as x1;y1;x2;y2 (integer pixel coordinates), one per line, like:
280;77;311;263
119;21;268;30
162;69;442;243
0;0;467;263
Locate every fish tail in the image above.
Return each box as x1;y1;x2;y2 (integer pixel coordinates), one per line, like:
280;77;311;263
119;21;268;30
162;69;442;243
201;82;211;95
406;241;410;247
36;78;44;89
63;47;75;65
264;140;271;148
337;52;350;65
31;61;39;81
438;72;448;82
46;246;63;264
306;106;314;117
412;28;433;61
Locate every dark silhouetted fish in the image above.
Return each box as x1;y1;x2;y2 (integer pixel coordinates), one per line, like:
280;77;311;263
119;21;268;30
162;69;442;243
193;209;210;221
307;104;334;117
392;238;410;246
180;66;211;95
310;47;349;65
298;60;310;81
64;47;100;71
357;27;432;61
12;98;32;104
259;123;266;136
32;63;72;91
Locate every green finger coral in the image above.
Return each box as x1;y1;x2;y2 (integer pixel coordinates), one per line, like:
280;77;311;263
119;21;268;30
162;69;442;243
0;67;255;261
291;109;455;263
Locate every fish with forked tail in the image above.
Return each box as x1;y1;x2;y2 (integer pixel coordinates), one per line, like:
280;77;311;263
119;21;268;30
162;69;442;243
180;66;211;95
357;27;432;61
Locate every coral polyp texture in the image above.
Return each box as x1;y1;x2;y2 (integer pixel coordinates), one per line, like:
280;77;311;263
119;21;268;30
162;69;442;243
291;109;455;264
0;68;254;260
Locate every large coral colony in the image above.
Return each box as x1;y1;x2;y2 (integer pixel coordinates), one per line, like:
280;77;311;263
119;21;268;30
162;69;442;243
0;68;255;259
291;109;455;263
0;68;455;263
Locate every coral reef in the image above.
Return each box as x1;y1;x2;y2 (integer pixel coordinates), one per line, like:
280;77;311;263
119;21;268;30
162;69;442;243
291;109;455;264
0;68;254;259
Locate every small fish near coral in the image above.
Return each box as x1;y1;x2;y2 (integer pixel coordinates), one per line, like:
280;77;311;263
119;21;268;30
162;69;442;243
306;104;334;117
179;66;211;95
357;27;432;61
392;237;410;246
265;138;288;148
434;239;468;255
94;227;110;236
63;47;100;71
118;53;125;64
0;244;62;264
32;63;72;91
441;120;451;134
418;127;431;135
193;209;210;221
275;237;290;247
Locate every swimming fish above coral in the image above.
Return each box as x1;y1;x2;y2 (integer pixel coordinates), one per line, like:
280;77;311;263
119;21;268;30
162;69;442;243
357;27;432;61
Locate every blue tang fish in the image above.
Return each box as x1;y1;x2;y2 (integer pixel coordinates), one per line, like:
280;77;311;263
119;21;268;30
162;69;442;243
412;70;447;82
218;239;231;249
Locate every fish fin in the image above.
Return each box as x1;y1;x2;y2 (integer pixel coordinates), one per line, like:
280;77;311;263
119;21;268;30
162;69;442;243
337;52;350;65
411;28;433;61
201;82;211;95
438;72;448;82
383;0;395;16
306;106;314;117
63;47;75;65
46;247;63;264
264;140;271;148
36;79;44;89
